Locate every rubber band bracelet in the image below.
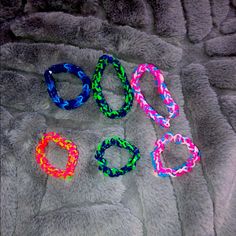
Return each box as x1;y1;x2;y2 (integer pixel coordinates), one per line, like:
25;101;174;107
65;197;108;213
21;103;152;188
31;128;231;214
44;63;91;110
94;136;141;177
150;132;201;177
35;132;79;180
131;64;179;128
92;55;134;119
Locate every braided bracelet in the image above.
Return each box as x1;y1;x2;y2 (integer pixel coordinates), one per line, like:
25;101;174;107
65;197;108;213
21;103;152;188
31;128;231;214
35;132;79;180
92;55;134;119
131;64;179;128
44;63;91;110
151;132;201;177
94;136;141;177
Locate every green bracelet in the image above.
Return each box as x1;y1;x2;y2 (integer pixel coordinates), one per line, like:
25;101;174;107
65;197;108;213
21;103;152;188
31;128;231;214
92;55;134;119
94;136;141;177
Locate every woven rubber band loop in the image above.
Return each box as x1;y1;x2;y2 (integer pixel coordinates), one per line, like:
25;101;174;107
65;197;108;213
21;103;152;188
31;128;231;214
92;55;134;119
44;63;91;110
35;132;79;180
151;132;201;177
131;64;179;128
94;136;141;177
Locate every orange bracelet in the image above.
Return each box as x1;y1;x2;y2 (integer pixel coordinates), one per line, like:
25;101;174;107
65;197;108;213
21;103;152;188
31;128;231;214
35;132;79;180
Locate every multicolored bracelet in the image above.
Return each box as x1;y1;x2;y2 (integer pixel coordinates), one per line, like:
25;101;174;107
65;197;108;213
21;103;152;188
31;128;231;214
131;64;179;128
151;132;201;177
94;136;141;177
44;63;91;110
92;55;134;119
35;132;79;180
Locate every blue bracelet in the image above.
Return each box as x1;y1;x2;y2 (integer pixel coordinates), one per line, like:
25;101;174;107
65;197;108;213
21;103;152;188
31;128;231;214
44;63;91;110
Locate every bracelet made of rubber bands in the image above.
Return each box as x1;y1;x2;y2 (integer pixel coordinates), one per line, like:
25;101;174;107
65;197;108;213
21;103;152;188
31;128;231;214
44;63;91;110
151;132;201;177
131;64;179;128
92;55;134;119
94;136;141;177
35;132;79;180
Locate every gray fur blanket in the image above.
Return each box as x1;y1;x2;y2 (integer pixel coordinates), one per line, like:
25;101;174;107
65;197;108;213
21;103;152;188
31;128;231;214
1;1;236;235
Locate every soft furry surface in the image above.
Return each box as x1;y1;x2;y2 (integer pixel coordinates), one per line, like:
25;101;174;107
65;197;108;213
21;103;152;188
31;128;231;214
1;1;236;236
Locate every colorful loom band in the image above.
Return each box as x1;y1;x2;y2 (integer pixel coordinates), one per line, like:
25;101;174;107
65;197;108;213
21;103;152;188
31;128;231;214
44;63;91;110
92;55;134;119
35;132;79;180
94;136;141;177
151;132;201;177
131;64;179;128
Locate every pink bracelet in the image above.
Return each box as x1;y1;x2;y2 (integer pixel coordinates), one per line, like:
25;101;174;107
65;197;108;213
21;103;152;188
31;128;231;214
35;132;79;180
131;64;179;128
151;132;201;177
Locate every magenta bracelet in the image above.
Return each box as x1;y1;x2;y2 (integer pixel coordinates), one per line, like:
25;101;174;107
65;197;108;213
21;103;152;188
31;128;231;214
131;64;179;128
151;132;201;177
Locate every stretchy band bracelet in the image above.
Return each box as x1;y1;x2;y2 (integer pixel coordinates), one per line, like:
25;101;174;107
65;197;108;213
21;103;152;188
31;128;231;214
94;136;141;177
151;132;201;177
131;64;179;128
92;55;134;119
35;132;79;180
44;63;91;110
